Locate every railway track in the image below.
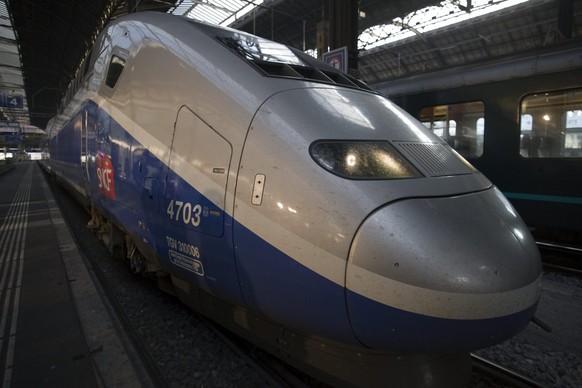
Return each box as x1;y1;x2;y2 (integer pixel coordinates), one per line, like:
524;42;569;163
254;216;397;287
538;241;582;275
471;354;543;387
206;322;319;388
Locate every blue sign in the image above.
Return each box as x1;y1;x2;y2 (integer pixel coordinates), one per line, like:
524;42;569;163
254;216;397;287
0;94;24;109
0;133;23;145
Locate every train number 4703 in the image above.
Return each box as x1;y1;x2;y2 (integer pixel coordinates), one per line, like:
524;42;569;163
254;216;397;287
166;200;202;227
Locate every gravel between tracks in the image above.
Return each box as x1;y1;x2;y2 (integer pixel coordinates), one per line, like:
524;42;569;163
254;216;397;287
474;271;582;387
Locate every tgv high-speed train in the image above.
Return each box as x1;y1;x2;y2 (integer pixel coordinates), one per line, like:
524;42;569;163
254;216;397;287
43;12;542;387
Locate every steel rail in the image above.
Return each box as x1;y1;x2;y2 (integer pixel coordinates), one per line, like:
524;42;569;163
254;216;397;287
471;353;543;388
537;241;582;255
537;240;582;275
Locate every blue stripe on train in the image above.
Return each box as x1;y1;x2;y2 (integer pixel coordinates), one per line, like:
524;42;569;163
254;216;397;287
347;289;538;353
233;218;359;345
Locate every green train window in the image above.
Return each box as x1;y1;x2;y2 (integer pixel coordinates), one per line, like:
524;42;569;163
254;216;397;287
419;101;484;159
520;88;582;158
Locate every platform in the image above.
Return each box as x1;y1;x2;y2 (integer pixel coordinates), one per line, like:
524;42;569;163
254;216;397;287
0;161;150;388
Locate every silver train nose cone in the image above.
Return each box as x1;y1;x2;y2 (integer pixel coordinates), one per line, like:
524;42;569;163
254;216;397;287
346;187;542;352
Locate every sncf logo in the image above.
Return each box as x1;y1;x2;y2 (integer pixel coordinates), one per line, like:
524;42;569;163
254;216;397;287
96;153;116;200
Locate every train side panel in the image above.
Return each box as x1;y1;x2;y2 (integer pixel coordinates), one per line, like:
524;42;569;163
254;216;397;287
379;54;582;234
47;102;87;199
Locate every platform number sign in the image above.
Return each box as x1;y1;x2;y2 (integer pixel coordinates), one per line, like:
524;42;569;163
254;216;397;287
1;94;24;109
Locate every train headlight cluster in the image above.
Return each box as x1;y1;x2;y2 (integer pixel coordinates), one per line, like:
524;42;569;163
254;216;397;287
310;141;421;179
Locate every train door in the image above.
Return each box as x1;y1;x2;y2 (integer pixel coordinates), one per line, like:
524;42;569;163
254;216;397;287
159;106;241;302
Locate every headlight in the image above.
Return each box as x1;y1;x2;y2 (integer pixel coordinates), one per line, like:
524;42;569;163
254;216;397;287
310;141;422;180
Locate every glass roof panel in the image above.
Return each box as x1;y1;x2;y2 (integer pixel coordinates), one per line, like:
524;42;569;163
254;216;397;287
0;25;15;40
170;0;264;26
359;0;530;50
0;0;31;129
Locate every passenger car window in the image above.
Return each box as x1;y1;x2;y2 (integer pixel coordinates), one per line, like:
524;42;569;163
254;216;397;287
419;101;484;158
520;88;582;158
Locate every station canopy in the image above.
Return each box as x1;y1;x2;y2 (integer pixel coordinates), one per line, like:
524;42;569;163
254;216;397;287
2;0;580;130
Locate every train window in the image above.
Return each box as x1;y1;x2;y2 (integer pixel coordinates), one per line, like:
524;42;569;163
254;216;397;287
565;111;582;154
310;141;421;180
520;88;582;158
419;102;484;159
105;54;126;89
193;21;307;66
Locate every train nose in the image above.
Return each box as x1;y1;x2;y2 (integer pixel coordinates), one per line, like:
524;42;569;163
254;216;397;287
346;187;542;353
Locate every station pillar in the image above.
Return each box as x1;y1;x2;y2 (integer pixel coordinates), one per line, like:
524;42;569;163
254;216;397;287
329;0;359;76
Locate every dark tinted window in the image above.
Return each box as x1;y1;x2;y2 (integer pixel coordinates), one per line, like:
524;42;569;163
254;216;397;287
193;21;307;66
105;55;126;89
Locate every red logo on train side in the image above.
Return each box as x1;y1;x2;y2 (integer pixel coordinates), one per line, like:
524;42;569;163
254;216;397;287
96;153;116;200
